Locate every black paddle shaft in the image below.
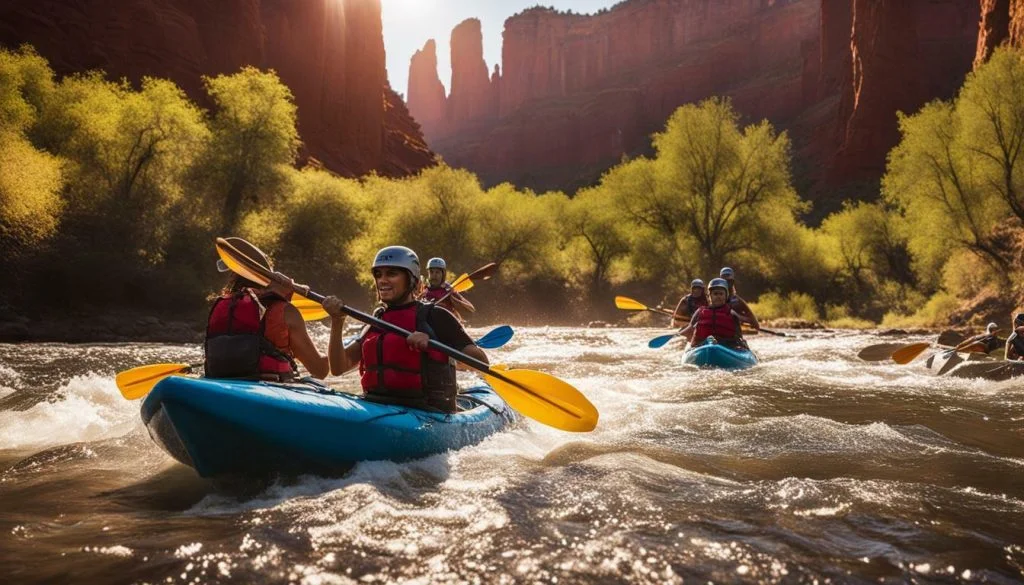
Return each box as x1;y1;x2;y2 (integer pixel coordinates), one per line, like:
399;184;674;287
304;289;494;376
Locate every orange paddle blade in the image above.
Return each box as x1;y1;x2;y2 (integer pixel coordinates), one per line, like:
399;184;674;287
614;296;648;311
891;342;931;364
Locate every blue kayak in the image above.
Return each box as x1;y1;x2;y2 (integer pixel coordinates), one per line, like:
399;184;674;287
682;342;758;370
141;376;514;478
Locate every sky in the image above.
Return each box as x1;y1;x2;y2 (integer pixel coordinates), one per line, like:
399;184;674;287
382;0;619;99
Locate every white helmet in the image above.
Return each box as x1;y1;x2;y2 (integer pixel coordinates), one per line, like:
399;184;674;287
427;257;447;271
372;246;420;284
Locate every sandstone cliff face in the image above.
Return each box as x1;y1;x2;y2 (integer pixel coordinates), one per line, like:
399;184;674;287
407;0;982;214
0;0;433;178
409;0;821;193
407;40;446;138
827;0;978;187
976;0;1024;64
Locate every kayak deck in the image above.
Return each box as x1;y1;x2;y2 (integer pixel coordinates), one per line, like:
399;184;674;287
682;343;758;370
141;376;514;478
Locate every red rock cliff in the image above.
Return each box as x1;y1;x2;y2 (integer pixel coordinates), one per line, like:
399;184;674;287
412;0;821;193
448;19;498;126
0;0;433;178
976;0;1024;64
826;0;978;187
407;40;447;139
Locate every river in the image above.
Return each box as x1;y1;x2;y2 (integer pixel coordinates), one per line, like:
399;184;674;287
0;327;1022;584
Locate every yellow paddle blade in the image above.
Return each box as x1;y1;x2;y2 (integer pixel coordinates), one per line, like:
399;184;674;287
115;363;192;400
453;277;474;293
216;238;272;286
614;296;648;311
891;342;931;364
292;293;328;321
482;368;598;432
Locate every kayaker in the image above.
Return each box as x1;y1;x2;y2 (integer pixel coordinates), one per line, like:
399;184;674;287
720;266;761;331
420;256;475;321
205;237;331;380
954;322;1003;354
1005;313;1024;360
670;279;707;328
322;246;488;413
677;278;755;350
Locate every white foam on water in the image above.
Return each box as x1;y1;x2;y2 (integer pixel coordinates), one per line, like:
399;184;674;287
0;363;21;398
0;373;138;450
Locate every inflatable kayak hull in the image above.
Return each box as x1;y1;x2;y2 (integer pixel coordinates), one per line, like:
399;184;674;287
141;377;514;478
682;343;758;370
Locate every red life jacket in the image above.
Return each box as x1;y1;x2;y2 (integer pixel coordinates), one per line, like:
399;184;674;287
685;294;708;316
360;302;457;411
693;303;739;345
421;284;449;303
204;290;297;380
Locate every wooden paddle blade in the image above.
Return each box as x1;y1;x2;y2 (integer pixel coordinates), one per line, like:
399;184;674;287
292;294;328;321
857;342;907;362
216;238;272;286
475;325;514;349
891;342;932;364
936;329;965;347
615;296;647;311
648;334;678;349
483;368;598;432
116;363;191;400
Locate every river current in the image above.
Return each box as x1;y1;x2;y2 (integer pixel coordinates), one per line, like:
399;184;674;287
0;327;1021;584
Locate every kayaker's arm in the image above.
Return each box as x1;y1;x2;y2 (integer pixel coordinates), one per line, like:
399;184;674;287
282;303;330;379
671;297;688;328
324;296;361;375
450;290;476;313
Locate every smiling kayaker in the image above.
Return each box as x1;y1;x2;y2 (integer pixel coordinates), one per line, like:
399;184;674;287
205;237;331;381
677;278;755;350
323;246;488;413
419;256;475;322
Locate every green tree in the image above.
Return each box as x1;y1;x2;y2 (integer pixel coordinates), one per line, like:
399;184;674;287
201;67;300;230
562;186;630;296
0;131;63;246
0;45;55;134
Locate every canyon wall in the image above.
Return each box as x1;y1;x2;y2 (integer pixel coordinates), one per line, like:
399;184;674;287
408;0;982;215
0;0;433;178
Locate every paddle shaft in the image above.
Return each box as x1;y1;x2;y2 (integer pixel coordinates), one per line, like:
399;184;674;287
434;263;496;306
303;291;565;414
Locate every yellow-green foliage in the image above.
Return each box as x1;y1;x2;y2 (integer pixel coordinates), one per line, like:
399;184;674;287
0;46;54;133
0;130;63;245
201;67;300;229
824;305;875;329
884;47;1024;290
881;290;960;328
749;291;820;322
238;167;369;290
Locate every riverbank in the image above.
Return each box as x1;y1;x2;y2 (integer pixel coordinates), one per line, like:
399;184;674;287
0;311;204;344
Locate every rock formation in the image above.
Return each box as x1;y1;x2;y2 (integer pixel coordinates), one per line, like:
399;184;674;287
0;0;434;178
407;0;983;216
976;0;1024;64
407;40;447;139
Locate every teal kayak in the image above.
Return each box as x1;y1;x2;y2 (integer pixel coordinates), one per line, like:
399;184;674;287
141;376;514;478
682;342;758;370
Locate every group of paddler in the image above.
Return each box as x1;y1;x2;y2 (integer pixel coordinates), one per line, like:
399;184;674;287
117;237;598;434
857;314;1024;380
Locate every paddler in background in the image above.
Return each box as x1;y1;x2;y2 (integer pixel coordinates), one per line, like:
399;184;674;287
720;266;761;331
323;247;487;413
1005;313;1024;360
677;278;755;350
205;237;332;380
953;322;1004;355
419;257;476;323
670;279;707;329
